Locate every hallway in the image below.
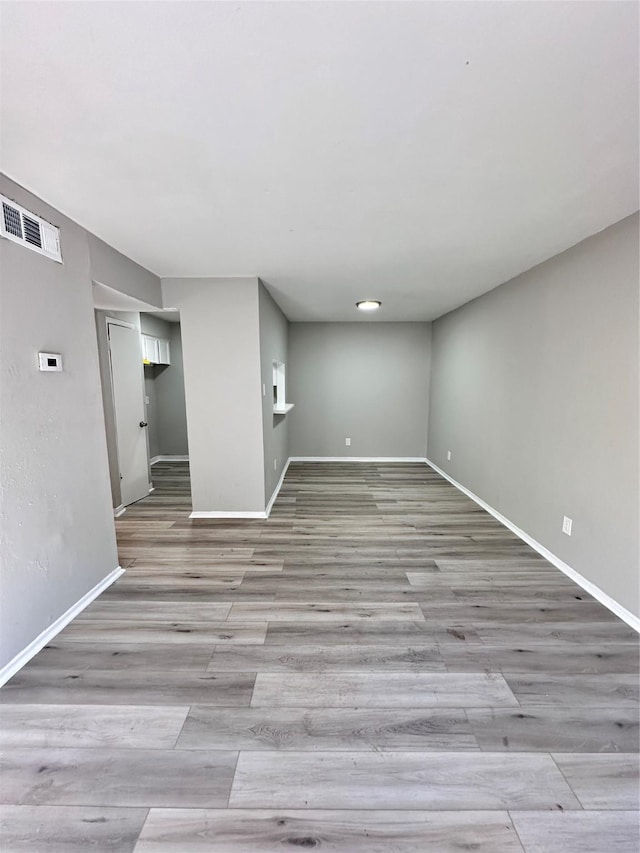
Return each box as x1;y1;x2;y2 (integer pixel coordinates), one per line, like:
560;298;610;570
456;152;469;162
1;461;639;851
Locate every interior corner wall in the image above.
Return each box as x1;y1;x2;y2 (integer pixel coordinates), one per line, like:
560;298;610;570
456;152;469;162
427;212;640;617
259;284;289;502
0;175;120;669
155;324;189;456
161;277;265;513
288;322;431;458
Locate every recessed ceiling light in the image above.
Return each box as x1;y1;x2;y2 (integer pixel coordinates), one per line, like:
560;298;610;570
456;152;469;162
356;300;382;311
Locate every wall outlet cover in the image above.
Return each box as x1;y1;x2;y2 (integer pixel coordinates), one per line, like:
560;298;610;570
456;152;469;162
345;438;351;446
447;450;452;461
562;516;573;536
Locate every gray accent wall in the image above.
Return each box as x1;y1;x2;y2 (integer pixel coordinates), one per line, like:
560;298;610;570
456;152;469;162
288;323;431;458
428;212;640;617
88;234;162;307
0;175;120;669
139;315;188;457
259;283;289;502
155;323;189;456
140;314;171;462
140;313;171;339
161;277;265;512
144;365;161;460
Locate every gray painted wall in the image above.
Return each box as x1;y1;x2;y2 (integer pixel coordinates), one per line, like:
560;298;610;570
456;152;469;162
144;365;161;460
140;314;171;462
288;323;432;458
155;323;189;456
428;212;640;617
259;284;289;501
88;234;162;307
140;313;171;339
161;277;265;512
0;175;119;668
139;315;188;457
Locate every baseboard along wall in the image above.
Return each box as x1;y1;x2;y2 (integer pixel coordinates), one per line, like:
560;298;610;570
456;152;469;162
425;458;639;633
0;566;125;687
150;455;189;465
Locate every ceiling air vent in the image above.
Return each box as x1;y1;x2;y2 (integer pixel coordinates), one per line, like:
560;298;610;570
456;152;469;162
1;195;62;263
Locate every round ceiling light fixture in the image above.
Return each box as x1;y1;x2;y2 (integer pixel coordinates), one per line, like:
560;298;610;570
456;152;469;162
356;300;382;312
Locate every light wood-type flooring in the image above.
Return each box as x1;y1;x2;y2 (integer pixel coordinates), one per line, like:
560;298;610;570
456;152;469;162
1;461;639;851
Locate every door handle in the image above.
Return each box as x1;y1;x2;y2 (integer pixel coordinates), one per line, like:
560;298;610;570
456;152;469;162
139;421;148;428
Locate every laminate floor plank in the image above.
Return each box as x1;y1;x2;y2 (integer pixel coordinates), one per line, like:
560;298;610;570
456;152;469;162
467;706;639;752
228;602;426;621
474;620;640;643
509;810;640;853
206;643;445;672
14;642;214;672
551;753;640;808
55;620;267;645
418;601;626;623
77;601;232;621
251;672;519;708
133;809;523;852
2;460;637;851
504;673;640;708
1;747;238;807
0;805;149;853
0;669;254;706
264;621;484;645
228;751;581;810
176;707;478;751
0;704;189;748
442;643;640;673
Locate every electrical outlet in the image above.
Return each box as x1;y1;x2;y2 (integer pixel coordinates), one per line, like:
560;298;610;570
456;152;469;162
345;437;351;447
262;383;266;397
447;450;452;461
562;516;572;536
274;458;277;470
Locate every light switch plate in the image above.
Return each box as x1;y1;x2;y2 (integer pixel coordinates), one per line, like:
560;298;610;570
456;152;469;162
38;352;63;372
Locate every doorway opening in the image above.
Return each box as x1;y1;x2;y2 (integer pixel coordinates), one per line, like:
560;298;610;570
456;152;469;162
93;290;189;514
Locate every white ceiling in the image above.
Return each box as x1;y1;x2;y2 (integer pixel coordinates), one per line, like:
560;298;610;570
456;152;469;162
1;2;638;321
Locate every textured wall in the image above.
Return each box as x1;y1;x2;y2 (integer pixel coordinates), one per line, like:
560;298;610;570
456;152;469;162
161;277;265;512
428;213;639;616
0;175;119;668
288;322;431;458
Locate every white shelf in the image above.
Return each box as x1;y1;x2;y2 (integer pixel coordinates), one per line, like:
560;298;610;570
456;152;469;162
273;403;295;415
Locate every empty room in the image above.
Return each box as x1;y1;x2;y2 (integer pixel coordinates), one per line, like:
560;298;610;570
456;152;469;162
0;2;638;852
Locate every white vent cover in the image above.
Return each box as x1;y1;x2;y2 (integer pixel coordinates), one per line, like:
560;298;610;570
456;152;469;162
1;195;62;263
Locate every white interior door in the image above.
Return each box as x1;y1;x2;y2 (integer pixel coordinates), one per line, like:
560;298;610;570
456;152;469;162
108;322;150;506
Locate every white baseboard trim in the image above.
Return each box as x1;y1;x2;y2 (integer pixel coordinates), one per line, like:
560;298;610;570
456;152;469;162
266;458;291;517
150;455;189;466
188;458;292;520
289;456;428;463
113;504;126;518
0;566;126;687
425;458;640;633
190;510;267;519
